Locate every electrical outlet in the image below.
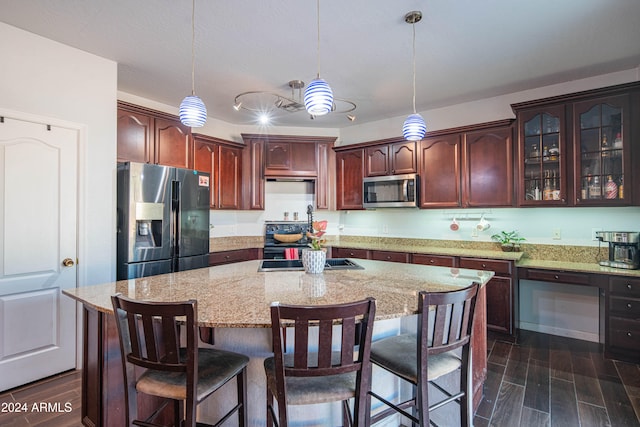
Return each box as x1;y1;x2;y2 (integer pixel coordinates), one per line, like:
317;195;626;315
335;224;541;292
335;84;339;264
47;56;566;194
552;228;561;240
592;227;602;241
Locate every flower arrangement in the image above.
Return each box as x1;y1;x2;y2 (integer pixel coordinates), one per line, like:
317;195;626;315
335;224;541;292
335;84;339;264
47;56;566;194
306;220;327;250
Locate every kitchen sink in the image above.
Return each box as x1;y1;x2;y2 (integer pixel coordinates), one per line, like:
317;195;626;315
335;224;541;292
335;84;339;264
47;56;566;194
257;258;364;272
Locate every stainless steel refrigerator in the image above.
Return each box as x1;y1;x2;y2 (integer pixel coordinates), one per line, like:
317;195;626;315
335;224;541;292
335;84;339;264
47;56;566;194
117;162;210;279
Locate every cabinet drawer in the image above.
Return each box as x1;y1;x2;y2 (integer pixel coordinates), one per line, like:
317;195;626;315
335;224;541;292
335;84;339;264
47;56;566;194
459;258;512;275
610;276;640;297
332;247;369;259
412;253;457;267
209;249;257;266
524;269;591;286
609;316;640;351
609;296;640;316
370;250;409;263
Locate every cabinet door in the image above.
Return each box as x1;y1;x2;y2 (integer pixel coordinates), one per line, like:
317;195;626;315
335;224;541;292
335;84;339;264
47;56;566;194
419;135;461;208
518;105;568;206
462;126;514;207
154;118;191;168
365;146;389;176
193;138;218;208
485;276;513;334
290;143;317;176
573;94;631;206
264;141;290;173
117;108;153;163
244;139;264;210
336;149;364;210
218;145;242;209
316;142;334;210
390;141;417;174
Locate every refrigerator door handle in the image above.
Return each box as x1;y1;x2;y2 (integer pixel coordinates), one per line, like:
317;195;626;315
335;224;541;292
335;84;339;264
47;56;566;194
172;180;181;261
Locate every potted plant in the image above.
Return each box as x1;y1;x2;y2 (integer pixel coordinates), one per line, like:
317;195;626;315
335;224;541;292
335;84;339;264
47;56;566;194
303;220;328;273
491;230;526;252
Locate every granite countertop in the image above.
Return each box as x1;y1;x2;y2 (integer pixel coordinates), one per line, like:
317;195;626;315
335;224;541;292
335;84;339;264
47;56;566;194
63;259;493;328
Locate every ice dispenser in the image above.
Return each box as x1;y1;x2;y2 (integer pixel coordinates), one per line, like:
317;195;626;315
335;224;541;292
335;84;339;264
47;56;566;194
135;202;164;247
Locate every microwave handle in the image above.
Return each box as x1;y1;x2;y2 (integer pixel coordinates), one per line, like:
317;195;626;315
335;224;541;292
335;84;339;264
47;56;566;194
403;179;408;201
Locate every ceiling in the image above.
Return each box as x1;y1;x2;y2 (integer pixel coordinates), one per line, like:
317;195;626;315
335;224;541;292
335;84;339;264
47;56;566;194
2;0;640;128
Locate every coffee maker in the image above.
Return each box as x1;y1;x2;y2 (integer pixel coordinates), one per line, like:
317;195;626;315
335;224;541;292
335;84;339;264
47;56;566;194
596;231;639;269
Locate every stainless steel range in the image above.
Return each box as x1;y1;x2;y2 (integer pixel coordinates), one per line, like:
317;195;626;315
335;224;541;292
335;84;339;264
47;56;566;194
263;221;311;259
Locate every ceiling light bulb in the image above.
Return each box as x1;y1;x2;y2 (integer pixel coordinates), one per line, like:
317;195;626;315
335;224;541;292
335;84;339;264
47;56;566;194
259;113;270;125
347;114;356;122
233;101;242;111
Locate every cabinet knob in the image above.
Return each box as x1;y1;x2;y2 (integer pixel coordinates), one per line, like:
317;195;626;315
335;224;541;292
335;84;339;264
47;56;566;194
225;255;230;259
386;256;391;260
430;259;435;264
554;275;559;280
627;303;633;309
628;284;633;290
481;264;487;268
627;332;632;337
349;252;354;256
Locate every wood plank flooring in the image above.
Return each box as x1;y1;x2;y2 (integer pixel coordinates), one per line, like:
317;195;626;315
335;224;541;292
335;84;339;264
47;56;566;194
1;330;638;426
475;330;640;427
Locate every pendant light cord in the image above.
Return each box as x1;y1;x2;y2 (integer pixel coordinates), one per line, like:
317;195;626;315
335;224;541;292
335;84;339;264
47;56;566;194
315;0;321;79
411;20;417;114
190;0;196;96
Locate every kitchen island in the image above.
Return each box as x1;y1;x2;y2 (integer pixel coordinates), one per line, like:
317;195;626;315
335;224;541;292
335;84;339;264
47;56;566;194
64;259;494;426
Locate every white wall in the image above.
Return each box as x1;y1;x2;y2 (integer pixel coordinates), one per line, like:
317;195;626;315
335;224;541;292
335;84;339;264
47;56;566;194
0;22;118;287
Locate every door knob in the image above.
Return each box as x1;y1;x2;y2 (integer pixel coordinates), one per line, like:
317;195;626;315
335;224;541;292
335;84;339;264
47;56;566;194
62;258;75;267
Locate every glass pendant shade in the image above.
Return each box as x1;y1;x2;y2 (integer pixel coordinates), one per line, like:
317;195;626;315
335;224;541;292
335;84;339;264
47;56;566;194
402;113;427;141
304;78;333;116
179;95;207;127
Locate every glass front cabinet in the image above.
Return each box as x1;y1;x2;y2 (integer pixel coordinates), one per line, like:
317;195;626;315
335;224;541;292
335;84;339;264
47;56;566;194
518;105;567;206
514;83;638;207
573;94;630;206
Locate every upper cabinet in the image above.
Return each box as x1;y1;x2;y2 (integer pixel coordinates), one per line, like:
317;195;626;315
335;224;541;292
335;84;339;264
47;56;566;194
573;95;630;206
418;120;514;209
365;140;417;177
241;134;337;210
117;101;191;168
513;82;640;207
335;148;364;210
192;134;243;210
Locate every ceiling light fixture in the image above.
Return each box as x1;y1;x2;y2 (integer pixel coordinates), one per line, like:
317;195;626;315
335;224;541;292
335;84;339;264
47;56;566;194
233;80;356;121
402;11;426;141
304;0;333;116
179;0;207;127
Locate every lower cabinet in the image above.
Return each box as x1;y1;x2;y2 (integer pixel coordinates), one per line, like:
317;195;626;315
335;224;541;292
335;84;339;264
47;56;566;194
332;247;369;259
370;250;409;263
459;258;515;336
606;276;640;362
412;253;457;267
209;248;261;266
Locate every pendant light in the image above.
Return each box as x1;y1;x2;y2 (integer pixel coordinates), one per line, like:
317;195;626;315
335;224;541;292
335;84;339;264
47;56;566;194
304;0;333;116
402;11;426;141
179;0;207;127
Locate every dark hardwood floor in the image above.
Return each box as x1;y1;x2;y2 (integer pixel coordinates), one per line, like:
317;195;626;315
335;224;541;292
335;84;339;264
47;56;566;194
1;330;638;426
475;330;640;427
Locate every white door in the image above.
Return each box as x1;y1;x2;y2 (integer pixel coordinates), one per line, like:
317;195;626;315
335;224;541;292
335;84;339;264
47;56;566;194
0;116;78;392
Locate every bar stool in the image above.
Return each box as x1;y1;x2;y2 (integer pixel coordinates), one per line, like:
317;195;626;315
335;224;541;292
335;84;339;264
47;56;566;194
111;293;250;427
264;297;376;426
367;284;479;427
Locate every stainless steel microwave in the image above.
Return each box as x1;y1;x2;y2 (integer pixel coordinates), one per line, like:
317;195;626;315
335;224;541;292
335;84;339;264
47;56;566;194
362;173;419;208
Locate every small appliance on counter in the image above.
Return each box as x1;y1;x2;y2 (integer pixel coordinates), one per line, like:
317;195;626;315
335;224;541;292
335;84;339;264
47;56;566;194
596;231;639;270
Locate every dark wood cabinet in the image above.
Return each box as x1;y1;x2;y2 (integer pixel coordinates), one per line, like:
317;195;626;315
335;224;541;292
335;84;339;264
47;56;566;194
365;141;417;177
512;81;640;207
193;134;243;210
331;247;370;259
264;140;317;177
117;101;191;168
412;253;457;267
335;149;364;210
606;276;640;363
462;125;514;207
209;248;261;266
419;134;462;208
370;250;409;263
459;257;515;335
516;104;568;206
243;134;336;210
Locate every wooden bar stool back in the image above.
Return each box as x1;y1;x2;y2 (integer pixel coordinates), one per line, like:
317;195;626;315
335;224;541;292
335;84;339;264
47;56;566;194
111;293;249;427
264;297;376;427
367;284;479;427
